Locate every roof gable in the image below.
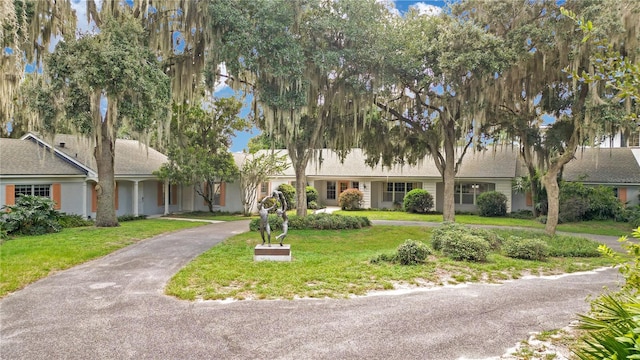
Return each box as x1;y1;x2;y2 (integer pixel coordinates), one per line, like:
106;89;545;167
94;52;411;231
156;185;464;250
0;138;87;176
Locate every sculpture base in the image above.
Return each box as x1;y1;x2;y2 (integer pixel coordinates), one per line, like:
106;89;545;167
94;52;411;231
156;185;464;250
254;244;291;262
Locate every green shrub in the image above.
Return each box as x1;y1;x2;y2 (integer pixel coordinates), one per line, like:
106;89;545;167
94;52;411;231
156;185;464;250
0;195;61;236
559;182;623;222
117;214;148;222
306;186;319;204
277;183;296;209
441;233;490;262
369;253;397;264
338;188;363;210
476;191;507;217
58;213;94;228
249;213;370;231
431;223;468;251
572;228;640;360
431;223;502;252
545;234;601;257
558;196;589;223
503;236;549;261
308;201;320;210
403;189;434;214
509;210;534;219
396;239;431;265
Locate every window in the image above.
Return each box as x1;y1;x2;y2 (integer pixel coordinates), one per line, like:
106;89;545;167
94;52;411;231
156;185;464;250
383;182;419;203
629;129;640;147
259;182;270;198
351;181;359;190
327;181;336;200
454;182;495;205
15;184;51;199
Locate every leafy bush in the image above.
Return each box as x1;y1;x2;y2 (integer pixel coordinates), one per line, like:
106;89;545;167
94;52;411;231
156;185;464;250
559;182;623;222
572;228;640;360
503;236;549;261
441;233;490;262
476;191;507;217
338;188;363;210
403;189;434;214
117;214;148;222
431;223;502;251
430;223;469;251
249;213;370;231
308;201;321;210
558;196;590;223
369;253;397;264
277;183;296;209
545;234;601;257
306;186;319;204
0;195;61;236
508;210;534;219
58;213;94;228
617;206;640;228
396;239;431;265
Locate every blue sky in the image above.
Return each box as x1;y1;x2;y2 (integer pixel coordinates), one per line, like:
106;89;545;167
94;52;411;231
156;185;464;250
227;0;446;152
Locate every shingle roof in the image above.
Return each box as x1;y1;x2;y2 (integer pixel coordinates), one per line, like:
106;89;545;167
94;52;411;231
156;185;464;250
52;134;168;176
0;138;86;176
254;148;520;179
563;148;640;184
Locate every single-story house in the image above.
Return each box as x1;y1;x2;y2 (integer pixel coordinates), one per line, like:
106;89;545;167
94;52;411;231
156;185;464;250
1;133;639;218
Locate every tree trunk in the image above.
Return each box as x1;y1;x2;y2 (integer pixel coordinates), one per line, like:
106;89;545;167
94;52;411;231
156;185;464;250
527;165;540;218
294;160;307;217
541;168;560;236
441;119;457;223
94;121;119;227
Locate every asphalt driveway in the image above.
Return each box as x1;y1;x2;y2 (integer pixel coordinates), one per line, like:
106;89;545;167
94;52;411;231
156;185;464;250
0;220;622;359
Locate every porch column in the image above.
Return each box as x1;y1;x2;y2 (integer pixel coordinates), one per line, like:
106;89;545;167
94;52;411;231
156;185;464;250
133;181;139;217
164;180;169;215
82;181;88;219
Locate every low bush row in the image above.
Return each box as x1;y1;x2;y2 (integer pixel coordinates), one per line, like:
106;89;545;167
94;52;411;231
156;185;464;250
249;213;371;231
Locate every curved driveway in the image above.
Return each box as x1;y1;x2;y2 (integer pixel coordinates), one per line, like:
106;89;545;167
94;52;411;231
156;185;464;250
0;220;622;359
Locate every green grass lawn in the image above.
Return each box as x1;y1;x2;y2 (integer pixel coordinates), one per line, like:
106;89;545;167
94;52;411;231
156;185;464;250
0;219;206;298
165;225;615;301
333;210;634;237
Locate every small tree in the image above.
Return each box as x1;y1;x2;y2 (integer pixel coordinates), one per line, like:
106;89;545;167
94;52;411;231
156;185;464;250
156;99;249;212
403;189;434;214
238;152;289;216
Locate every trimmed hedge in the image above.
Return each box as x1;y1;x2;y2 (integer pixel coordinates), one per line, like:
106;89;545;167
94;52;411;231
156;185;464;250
249;213;370;231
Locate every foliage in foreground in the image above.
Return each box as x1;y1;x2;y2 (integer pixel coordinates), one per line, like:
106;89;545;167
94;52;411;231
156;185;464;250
249;213;371;231
0;195;61;237
338;189;364;210
572;227;640;360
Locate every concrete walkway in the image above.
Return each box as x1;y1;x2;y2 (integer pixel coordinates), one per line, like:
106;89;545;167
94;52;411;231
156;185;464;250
0;220;623;359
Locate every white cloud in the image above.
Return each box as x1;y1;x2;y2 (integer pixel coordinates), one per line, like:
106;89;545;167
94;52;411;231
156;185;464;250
377;0;401;17
411;3;442;16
